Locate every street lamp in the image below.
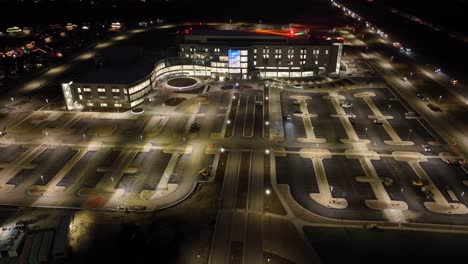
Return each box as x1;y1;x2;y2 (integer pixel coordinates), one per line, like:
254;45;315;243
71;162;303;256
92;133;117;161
408;128;412;140
40;175;44;185
227;120;231;125
265;149;270;155
220;147;225;153
265;121;269;126
265;188;271;195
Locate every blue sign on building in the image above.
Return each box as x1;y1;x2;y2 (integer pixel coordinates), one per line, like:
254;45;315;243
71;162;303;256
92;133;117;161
228;50;241;68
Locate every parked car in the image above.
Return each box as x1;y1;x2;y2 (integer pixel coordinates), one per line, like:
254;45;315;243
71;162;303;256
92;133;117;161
340;101;352;108
373;119;383;125
412;179;423;187
427;103;442;112
445;159;465;166
421;144;431;152
416;93;429;102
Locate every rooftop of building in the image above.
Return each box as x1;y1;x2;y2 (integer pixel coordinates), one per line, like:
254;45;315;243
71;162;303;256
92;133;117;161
75;47;154;85
183;29;343;45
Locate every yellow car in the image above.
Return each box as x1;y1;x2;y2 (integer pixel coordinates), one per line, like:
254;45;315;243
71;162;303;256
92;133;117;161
412;179;423;187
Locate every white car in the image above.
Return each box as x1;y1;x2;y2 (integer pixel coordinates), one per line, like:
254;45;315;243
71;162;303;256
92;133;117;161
340;101;352;108
421;144;431;152
293;84;303;89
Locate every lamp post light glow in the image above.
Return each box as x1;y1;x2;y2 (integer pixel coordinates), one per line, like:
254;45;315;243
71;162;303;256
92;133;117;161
265;189;271;195
220;147;225;153
40;175;44;185
265;121;269;126
265;149;270;155
227;120;231;125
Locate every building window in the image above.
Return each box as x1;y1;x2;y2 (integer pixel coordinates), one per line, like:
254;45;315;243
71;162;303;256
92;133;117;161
205;48;209;52
315;60;318;65
97;88;105;92
112;89;120;93
77;88;82;93
254;49;257;54
87;103;94;106
114;103;122;107
83;88;91;92
100;103;108;107
325;50;329;55
254;61;257;66
79;95;83;100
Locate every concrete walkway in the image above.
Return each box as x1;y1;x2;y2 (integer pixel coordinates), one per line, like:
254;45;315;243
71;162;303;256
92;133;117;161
27;147;98;195
0;145;48;191
393;151;468;215
291;96;326;144
268;87;285;142
300;149;347;209
354;92;413;146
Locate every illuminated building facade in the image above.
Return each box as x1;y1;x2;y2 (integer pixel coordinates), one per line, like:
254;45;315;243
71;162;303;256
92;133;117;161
62;47;154;110
175;29;343;80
